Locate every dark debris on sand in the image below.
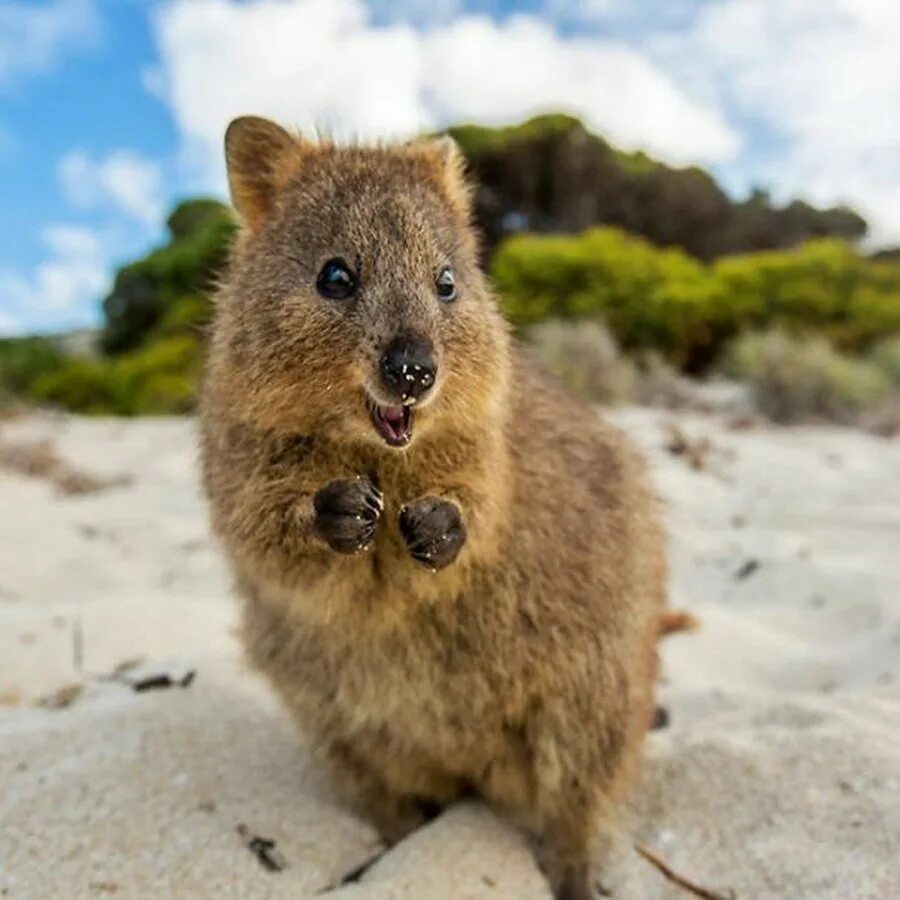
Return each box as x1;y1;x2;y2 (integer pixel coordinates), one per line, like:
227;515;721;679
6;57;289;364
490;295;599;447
236;824;288;873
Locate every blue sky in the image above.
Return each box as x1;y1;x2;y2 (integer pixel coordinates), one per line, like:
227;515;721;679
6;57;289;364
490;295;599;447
1;0;898;336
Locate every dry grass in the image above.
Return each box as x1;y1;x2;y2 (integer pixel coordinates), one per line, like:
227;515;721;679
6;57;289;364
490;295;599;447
526;320;637;404
722;330;893;425
632;353;709;410
527;320;722;410
663;422;714;470
869;336;900;387
0;437;130;495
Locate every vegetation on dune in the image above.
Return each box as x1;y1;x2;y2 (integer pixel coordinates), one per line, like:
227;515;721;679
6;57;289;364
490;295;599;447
723;330;891;424
1;114;898;423
492;227;715;369
868;336;900;387
0;337;68;400
524;320;699;410
29;335;201;416
493;229;900;372
525;321;638;405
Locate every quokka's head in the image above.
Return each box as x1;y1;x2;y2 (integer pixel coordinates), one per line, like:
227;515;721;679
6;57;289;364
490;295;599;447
209;115;510;450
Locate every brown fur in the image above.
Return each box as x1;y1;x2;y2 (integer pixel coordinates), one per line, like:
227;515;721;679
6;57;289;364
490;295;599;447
199;116;667;900
659;609;700;637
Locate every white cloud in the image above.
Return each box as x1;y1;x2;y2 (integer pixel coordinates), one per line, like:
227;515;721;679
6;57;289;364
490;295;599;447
0;225;108;330
58;149;165;228
42;223;104;259
0;0;100;86
424;16;736;161
149;0;739;189
650;0;900;243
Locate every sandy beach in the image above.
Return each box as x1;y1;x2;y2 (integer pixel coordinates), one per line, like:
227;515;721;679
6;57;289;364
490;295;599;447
1;409;898;898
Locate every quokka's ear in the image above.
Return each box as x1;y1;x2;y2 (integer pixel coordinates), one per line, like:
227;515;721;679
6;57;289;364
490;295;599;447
428;134;464;170
224;116;297;232
408;134;472;217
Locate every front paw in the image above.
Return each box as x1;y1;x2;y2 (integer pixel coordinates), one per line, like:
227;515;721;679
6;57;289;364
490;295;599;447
313;477;382;554
398;497;466;570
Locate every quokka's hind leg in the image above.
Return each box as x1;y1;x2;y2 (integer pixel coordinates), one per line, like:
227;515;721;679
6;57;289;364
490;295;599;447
322;738;462;845
479;700;641;900
476;744;605;899
531;721;646;900
533;787;609;900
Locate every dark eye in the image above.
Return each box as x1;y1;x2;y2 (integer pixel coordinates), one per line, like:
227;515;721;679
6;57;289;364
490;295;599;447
436;266;456;302
317;258;358;300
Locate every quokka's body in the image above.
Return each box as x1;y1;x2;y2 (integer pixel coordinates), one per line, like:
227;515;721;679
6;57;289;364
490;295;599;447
199;116;667;900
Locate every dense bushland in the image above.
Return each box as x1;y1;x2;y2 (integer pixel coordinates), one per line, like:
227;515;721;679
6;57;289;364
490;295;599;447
449;115;867;261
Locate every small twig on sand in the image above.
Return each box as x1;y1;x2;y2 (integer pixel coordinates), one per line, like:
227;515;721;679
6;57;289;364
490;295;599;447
315;848;385;894
130;670;195;692
733;558;760;581
635;842;735;900
236;824;288;872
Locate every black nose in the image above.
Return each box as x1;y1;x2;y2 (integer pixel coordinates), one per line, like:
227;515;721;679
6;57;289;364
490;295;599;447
380;338;437;404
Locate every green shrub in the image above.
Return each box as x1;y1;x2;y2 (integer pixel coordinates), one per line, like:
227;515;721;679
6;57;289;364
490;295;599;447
108;335;201;414
492;227;720;368
29;359;118;415
152;294;213;339
525;320;636;404
28;335;202;416
723;330;890;424
493;228;900;371
110;335;201;416
100;199;234;354
0;337;68;397
166;198;231;240
711;239;900;349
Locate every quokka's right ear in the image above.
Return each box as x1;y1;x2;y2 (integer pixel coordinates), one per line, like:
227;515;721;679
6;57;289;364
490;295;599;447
224;116;297;232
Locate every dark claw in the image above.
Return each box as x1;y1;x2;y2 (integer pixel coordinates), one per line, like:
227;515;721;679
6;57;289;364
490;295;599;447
313;477;382;554
399;498;466;570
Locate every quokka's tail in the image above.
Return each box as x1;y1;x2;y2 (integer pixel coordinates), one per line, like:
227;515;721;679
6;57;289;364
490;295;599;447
658;609;700;638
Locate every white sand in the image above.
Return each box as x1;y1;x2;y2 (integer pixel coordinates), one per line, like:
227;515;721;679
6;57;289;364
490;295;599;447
1;410;898;899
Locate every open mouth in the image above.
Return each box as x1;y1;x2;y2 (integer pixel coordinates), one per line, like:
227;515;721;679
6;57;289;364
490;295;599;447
366;396;414;447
